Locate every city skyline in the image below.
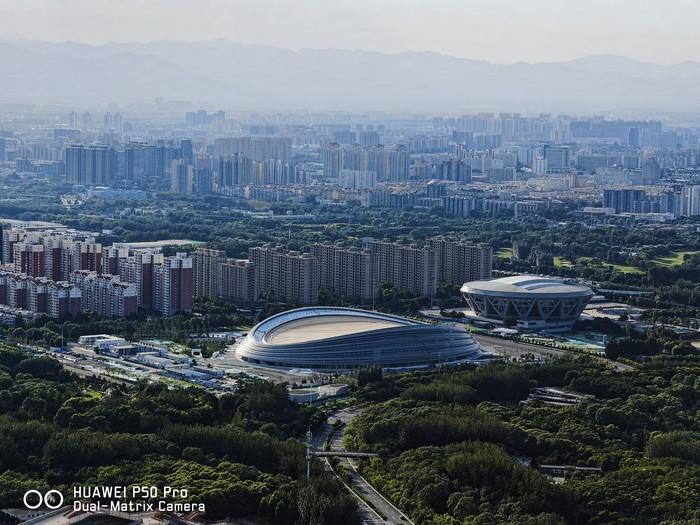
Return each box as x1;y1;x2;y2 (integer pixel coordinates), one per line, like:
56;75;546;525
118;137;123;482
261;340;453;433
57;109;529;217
1;0;699;65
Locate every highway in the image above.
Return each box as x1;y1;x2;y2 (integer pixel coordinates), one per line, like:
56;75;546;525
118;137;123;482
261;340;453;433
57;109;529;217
313;408;411;525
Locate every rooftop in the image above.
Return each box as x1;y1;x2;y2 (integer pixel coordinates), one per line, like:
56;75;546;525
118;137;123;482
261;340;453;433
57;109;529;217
265;314;404;344
463;276;593;297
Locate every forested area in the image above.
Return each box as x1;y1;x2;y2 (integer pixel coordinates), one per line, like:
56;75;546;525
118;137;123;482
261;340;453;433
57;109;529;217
0;347;358;524
0;296;246;357
345;357;700;524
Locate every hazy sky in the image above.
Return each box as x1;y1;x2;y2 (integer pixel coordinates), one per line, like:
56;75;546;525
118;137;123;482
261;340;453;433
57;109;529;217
1;0;698;64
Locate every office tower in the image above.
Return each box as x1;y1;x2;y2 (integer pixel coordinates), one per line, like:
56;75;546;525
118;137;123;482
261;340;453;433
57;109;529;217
322;142;343;179
193;248;227;299
367;145;388;182
387;145;410;182
429;238;493;285
82;111;91;129
68;111;79;128
65;145;117;185
153;252;193;315
343;144;366;171
171;159;193;193
311;243;374;303
369;240;436;297
220;259;258;304
249;246;319;305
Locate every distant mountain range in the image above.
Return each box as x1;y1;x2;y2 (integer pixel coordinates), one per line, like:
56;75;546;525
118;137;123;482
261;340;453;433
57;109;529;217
0;39;698;113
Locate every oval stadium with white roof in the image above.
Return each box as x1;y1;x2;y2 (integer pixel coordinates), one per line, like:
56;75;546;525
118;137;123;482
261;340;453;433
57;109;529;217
461;276;594;331
235;307;485;370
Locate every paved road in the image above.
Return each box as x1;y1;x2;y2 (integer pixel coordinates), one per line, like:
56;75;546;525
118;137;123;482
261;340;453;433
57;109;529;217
313;408;411;525
473;334;634;371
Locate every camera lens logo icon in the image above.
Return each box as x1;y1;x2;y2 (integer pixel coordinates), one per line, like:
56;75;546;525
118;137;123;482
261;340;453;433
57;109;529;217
23;490;64;510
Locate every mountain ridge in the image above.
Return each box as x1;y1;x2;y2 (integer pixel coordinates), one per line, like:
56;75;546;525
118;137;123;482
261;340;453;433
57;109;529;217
0;39;697;112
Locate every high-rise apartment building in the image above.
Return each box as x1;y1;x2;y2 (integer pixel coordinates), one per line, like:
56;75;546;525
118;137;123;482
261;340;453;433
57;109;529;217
311;243;374;303
338;169;377;190
220;259;258;304
193;248;227;299
171;159;193;193
603;188;647;213
322;143;343;179
681;186;700;217
250;246;319;305
65;145;116;185
71;271;138;318
343;144;366;171
358;131;380;148
7;231;102;282
387;145;410;182
367;145;388;182
369;240;437;297
428;238;493;286
641;160;661;185
0;269;81;319
153;252;193;316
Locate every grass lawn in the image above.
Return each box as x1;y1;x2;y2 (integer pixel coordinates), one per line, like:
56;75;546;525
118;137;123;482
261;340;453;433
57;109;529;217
495;248;513;259
554;256;573;268
652;251;700;267
577;256;645;274
606;263;645;275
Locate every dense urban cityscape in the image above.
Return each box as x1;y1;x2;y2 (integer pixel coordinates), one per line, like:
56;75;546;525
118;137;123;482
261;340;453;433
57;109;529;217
2;1;700;524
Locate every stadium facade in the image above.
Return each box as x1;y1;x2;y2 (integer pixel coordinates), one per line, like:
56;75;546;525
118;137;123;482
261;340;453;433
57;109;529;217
461;276;593;331
236;307;485;370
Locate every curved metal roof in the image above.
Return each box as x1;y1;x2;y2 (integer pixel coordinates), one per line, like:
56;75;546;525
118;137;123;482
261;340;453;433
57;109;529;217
236;307;484;370
461;276;593;298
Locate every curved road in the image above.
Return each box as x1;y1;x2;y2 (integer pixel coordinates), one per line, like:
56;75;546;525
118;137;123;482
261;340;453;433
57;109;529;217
313;408;412;525
472;333;634;371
